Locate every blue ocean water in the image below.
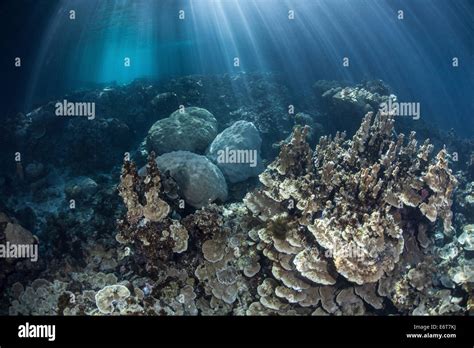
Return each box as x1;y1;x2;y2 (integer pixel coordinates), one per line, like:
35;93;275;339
1;0;473;136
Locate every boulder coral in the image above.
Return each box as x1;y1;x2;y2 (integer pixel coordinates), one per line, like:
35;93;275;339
206;120;264;183
145;107;218;155
155;151;228;208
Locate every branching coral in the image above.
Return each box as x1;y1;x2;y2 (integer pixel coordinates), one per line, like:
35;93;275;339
118;152;170;224
244;111;457;312
116;153;189;272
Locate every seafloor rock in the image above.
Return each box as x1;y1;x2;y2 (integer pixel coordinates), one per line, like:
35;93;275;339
314;80;395;135
64;176;99;200
156;151;228;208
145;107;218;155
207;120;263;183
24;162;45;181
161;73;296;160
150;92;179;116
456;181;474;221
4;222;36;246
14;105;133;173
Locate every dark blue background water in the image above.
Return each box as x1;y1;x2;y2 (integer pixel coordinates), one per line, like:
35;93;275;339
1;0;473;137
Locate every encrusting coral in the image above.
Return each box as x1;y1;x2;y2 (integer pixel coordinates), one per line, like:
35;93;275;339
183;203;261;313
95;284;131;315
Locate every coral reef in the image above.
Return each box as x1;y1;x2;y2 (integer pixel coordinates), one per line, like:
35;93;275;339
1;75;470;317
163;73;294;155
150;92;179;116
14;104;133;173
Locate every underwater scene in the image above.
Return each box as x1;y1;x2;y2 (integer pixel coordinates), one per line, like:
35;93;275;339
0;0;473;318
